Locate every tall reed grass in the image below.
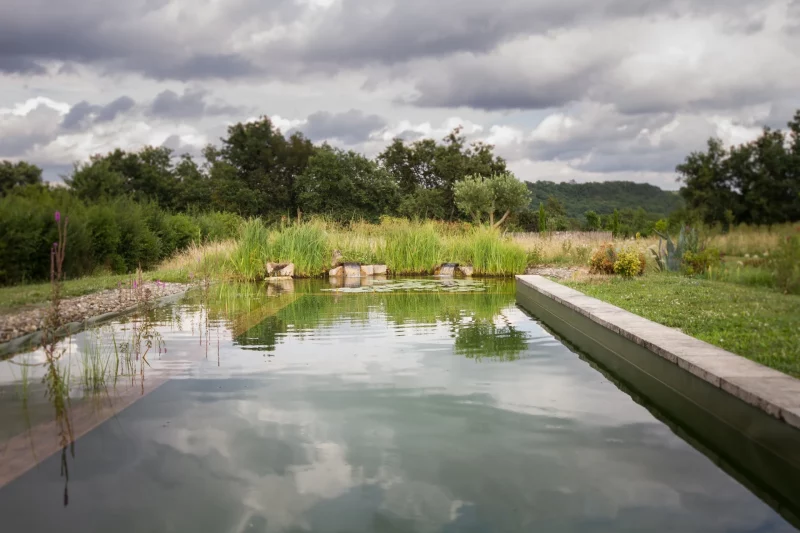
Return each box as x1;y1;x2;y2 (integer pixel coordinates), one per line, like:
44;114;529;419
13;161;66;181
267;223;329;276
707;223;796;257
218;218;530;279
378;221;442;274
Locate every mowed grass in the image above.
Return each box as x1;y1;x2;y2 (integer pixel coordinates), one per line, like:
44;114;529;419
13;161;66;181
562;274;800;377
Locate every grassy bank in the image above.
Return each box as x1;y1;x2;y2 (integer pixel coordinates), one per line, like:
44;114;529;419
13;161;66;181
561;274;800;377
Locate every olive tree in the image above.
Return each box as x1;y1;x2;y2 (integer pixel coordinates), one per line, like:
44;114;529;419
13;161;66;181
454;172;531;227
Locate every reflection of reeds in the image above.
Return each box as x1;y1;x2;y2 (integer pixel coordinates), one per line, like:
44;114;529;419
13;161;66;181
80;330;111;393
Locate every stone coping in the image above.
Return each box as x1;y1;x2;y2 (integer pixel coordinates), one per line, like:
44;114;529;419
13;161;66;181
516;275;800;430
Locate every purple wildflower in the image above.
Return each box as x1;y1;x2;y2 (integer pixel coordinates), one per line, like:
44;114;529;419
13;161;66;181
54;211;61;223
53;242;58;249
133;280;138;289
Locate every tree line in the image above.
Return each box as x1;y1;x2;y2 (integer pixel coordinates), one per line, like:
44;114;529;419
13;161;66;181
677;111;800;226
0;116;679;238
28;120;511;223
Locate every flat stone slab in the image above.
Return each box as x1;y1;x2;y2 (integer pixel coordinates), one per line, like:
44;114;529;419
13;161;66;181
516;275;800;430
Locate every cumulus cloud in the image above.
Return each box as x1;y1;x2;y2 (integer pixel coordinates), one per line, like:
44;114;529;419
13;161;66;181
289;109;386;144
1;0;799;187
0;97;66;157
60;96;137;131
147;89;244;119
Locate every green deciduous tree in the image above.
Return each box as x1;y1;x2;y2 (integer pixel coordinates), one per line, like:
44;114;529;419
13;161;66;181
454;172;531;227
678;109;800;225
378;127;507;220
66;157;127;202
0;160;42;196
538;202;547;233
397;188;448;220
584;210;601;230
295;146;400;221
215;117;315;218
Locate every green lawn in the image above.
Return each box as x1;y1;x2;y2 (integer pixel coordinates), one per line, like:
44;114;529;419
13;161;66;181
562;274;800;377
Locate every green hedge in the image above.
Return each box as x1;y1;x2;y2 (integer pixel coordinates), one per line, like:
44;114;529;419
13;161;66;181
0;186;242;285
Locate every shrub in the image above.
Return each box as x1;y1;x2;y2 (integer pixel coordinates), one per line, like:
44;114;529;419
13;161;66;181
169;214;201;251
613;248;643;278
681;248;721;275
196;212;242;242
86;205;121;267
589;243;616;274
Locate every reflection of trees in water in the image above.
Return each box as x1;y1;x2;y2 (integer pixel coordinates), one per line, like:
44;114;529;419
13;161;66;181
3;280;523;506
453;318;527;361
232;286;528;361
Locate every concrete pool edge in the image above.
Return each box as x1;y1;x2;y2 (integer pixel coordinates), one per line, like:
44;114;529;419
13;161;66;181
515;274;800;430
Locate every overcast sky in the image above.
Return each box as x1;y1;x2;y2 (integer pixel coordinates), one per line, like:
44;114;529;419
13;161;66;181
2;0;799;189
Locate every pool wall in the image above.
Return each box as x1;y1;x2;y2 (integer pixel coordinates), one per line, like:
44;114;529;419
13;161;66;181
516;275;800;523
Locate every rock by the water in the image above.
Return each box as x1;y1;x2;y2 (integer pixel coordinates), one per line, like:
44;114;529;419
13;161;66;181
266;262;294;277
458;265;474;276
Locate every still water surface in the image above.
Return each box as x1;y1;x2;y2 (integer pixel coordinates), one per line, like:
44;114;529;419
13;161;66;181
0;279;795;532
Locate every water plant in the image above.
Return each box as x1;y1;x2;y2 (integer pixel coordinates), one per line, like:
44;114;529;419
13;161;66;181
80;329;112;393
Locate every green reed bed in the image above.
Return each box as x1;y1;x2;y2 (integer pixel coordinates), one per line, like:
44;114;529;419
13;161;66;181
225;219;528;279
445;227;528;276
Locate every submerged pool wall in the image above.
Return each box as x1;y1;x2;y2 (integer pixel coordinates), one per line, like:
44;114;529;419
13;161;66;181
516;275;800;525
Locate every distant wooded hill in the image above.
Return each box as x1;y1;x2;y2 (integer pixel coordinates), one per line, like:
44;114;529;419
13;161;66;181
527;180;684;218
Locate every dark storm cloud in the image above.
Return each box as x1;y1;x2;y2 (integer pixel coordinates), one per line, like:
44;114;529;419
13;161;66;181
0;0;762;82
0;0;293;81
0;131;52;157
0;56;47;75
161;134;204;158
765;100;800;129
287;0;756;68
147;89;244;119
293;110;387;144
60;96;138;130
141;54;260;81
408;63;604;111
507;108;720;174
60;101;98;130
0;105;62;157
96;96;136;123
